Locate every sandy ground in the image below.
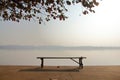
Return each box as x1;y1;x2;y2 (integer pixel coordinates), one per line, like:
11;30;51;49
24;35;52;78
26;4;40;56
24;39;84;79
0;66;120;80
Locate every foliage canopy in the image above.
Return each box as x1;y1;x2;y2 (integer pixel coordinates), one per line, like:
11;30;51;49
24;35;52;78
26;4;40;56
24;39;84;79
0;0;99;24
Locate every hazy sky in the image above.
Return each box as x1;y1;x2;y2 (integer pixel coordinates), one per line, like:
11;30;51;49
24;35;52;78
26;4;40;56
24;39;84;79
0;0;120;47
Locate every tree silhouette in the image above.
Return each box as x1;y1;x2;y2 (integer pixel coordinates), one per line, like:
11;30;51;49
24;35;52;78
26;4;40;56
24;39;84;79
0;0;99;24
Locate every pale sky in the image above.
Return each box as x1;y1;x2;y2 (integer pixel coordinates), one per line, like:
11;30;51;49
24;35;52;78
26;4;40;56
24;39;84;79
0;0;120;47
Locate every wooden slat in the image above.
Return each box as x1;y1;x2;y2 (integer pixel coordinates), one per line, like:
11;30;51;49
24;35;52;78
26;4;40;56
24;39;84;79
37;57;86;59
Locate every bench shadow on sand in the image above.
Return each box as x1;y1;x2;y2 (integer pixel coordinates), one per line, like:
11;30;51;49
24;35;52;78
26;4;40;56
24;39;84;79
19;67;81;72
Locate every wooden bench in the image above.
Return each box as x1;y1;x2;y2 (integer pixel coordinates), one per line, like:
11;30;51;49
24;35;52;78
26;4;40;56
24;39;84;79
37;57;86;69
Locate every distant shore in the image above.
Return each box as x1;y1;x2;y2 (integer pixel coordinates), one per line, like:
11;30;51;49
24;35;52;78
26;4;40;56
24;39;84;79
0;45;120;50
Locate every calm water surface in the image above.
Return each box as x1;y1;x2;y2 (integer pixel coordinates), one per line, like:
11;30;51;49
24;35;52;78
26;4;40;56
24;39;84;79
0;49;120;66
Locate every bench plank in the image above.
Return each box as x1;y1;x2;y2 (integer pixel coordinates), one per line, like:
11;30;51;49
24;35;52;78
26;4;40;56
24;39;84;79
37;57;86;59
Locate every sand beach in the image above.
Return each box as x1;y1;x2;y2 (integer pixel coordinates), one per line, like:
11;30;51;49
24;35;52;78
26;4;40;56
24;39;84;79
0;66;120;80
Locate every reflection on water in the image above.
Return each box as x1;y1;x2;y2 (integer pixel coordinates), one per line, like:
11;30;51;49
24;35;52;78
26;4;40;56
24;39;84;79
0;49;120;66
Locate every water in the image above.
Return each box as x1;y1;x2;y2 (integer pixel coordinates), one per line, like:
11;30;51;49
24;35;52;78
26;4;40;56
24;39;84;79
0;49;120;66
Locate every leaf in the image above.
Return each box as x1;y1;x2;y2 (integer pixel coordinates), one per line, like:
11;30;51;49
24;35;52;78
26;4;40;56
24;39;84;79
94;2;99;6
93;0;99;6
47;7;52;13
56;0;60;4
59;15;62;20
66;1;71;5
53;16;56;19
83;11;88;15
76;0;81;3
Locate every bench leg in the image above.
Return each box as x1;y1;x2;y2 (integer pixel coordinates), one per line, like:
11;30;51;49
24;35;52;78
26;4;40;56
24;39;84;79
79;58;83;69
41;58;44;68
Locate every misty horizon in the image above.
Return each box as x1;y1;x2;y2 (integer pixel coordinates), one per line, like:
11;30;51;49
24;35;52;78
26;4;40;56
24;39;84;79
0;45;120;50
